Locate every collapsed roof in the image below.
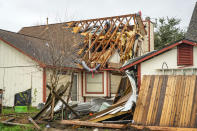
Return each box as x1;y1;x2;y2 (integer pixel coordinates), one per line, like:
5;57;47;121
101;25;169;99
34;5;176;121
19;13;147;70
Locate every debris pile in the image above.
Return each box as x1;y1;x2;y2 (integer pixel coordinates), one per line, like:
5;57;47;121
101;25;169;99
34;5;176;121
30;72;137;130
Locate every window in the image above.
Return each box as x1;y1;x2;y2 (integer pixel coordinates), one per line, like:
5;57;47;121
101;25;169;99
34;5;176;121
110;75;121;94
85;72;104;94
177;44;193;66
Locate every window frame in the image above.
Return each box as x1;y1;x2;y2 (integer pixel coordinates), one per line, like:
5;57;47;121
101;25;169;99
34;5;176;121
85;72;104;94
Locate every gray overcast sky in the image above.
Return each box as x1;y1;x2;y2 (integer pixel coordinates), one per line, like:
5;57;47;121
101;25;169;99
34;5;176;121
0;0;196;32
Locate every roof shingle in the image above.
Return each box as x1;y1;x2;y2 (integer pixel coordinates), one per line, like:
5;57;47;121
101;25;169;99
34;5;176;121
186;2;197;42
0;28;84;68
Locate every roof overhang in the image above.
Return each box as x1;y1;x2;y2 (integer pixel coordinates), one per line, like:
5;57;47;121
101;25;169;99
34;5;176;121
121;39;197;71
0;37;46;68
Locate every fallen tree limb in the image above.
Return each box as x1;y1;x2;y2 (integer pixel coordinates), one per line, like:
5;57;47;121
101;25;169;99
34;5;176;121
60;120;126;129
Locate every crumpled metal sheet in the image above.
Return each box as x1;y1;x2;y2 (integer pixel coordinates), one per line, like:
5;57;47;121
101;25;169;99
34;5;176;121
121;70;137;111
73;98;112;113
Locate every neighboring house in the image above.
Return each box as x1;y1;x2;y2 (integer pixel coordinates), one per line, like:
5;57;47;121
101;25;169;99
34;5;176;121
121;39;197;89
0;13;154;107
121;2;197;89
0;29;46;107
0;29;82;107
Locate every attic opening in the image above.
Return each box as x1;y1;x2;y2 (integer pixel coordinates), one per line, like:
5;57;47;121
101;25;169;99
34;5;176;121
177;43;193;66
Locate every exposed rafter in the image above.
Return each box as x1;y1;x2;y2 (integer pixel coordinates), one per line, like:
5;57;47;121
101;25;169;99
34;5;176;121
64;13;146;69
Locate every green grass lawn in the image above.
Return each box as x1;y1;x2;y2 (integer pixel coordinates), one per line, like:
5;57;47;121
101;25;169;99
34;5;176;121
0;107;43;131
2;106;40;115
0;123;36;131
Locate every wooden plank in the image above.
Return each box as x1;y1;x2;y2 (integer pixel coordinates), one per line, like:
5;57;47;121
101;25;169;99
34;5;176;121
155;75;168;126
133;75;197;128
33;83;70;120
1;121;26;126
128;125;197;131
184;75;196;127
60;120;126;129
190;76;197;127
133;75;148;123
165;76;177;126
141;75;155;125
179;76;192;127
81;101;126;121
160;75;174;126
150;75;163;125
169;76;182;126
146;76;160;125
136;75;151;124
133;75;147;123
174;76;186;127
4;117;15;122
51;88;80;118
89;111;130;122
28;116;41;130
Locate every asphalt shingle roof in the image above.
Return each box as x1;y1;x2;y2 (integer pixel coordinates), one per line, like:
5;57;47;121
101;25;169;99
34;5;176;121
0;28;84;68
186;2;197;42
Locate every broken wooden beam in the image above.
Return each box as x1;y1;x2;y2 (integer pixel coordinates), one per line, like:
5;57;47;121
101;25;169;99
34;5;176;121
1;121;26;126
102;120;133;124
60;120;126;129
51;88;80;118
3;117;15;123
33;82;70;120
28;116;41;130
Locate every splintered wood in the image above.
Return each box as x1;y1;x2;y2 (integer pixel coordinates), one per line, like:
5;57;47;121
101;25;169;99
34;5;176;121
133;75;197;128
65;14;146;68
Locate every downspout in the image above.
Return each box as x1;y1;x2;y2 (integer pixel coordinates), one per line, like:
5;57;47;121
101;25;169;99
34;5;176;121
81;61;101;78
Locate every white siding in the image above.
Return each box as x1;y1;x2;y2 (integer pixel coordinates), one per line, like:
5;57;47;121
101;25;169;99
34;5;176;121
141;47;177;76
45;70;72;101
141;46;197;78
0;40;43;107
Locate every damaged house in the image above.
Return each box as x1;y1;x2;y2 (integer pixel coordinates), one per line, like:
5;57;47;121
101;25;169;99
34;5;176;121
19;13;154;103
120;2;197;128
0;12;154;107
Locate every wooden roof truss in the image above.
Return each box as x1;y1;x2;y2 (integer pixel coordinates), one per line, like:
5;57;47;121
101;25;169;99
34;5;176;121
65;13;146;68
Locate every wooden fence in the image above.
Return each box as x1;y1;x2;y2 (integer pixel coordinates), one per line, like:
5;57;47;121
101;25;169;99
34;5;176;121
133;75;197;128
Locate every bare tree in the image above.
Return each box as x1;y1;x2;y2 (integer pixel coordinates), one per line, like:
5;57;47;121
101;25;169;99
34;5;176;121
33;23;84;119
